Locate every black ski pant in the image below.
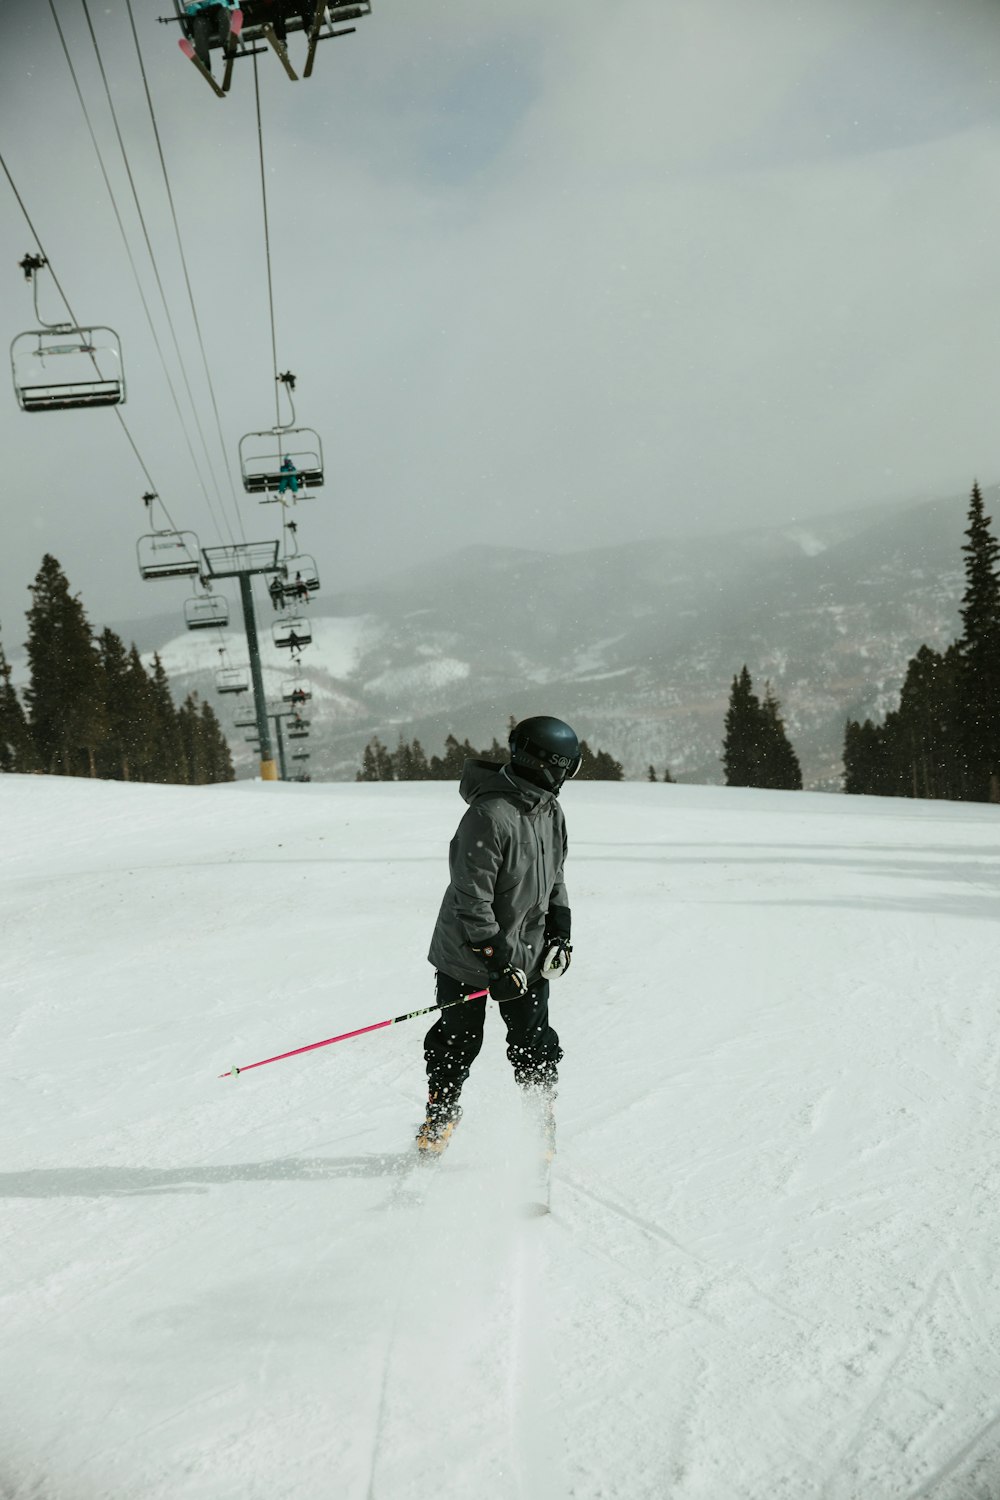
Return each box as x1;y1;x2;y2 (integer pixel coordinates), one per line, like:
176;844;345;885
190;7;231;67
424;971;562;1103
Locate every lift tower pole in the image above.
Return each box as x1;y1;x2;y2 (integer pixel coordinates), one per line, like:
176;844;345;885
202;541;281;783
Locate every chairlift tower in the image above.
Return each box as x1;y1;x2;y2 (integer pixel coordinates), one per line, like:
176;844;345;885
202;541;283;781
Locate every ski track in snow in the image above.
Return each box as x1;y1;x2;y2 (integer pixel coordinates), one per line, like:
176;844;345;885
5;778;1000;1497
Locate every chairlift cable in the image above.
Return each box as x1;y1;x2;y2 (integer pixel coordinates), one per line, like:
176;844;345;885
0;151;80;333
79;0;238;550
123;0;247;545
1;151;200;572
47;0;228;542
252;50;282;429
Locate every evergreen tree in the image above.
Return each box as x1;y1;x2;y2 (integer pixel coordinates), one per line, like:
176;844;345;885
24;554;108;776
577;740;624;780
758;684;803;791
957;481;1000;799
392;736;414;781
722;666;762;787
0;637;35;772
200;700;235;782
647;764;657;782
357;740;380;782
122;645;158;781
145;653;186;783
96;628;155;781
722;668;801;790
409;737;430;779
178;694;209;784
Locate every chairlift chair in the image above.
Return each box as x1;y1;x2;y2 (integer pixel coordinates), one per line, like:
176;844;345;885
279;554;320;596
184;594;229;630
272;615;312;651
170;0;371;93
137;530;202;580
238;429;324;496
291;749;311;761
281;681;312;704
233;707;258;728
11;326;125;412
216;666;250;694
288;728;309;740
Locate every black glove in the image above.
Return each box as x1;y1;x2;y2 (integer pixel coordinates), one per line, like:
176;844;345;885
469;935;528;1001
542;904;572;976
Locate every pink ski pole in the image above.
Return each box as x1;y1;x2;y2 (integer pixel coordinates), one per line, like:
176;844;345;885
219;989;489;1079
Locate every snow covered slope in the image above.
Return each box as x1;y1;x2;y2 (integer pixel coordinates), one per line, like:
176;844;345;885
3;776;1000;1499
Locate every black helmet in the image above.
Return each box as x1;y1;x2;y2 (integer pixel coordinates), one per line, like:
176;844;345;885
508;715;581;791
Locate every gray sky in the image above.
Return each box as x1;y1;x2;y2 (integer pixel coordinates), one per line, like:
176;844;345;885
2;0;1000;649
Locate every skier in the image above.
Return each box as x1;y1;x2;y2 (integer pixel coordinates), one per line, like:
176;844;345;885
268;574;285;611
417;716;579;1157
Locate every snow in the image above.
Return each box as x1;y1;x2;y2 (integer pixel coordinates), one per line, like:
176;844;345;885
362;657;471;697
149;615;371;685
3;775;1000;1499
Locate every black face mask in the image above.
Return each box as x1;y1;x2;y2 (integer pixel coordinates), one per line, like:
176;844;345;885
508;763;564;795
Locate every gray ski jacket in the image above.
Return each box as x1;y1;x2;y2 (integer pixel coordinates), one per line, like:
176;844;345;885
427;759;570;987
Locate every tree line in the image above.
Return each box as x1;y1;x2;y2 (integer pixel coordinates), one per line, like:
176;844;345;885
0;554;233;784
356;729;626;781
843;483;1000;801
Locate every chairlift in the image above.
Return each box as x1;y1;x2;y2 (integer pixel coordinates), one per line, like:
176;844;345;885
272;615;312;651
291;749;311;761
279;554;320;596
167;0;372;96
238;430;324;496
12;327;125;412
282;682;312;704
184;593;229;630
137;530;202;580
216;665;250;695
288;727;310;741
233;706;258;728
11;257;125;412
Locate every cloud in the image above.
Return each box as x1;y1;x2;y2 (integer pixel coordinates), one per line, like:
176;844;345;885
2;0;1000;647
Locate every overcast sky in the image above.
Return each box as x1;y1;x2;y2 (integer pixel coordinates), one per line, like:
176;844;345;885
2;0;1000;649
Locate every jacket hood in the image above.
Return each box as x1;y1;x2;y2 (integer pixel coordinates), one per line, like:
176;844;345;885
458;758;555;811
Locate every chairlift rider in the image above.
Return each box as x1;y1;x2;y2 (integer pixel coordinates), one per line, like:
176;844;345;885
184;0;240;70
278;455;300;498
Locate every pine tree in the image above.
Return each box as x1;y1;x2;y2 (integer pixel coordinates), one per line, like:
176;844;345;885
122;645;158;781
647;764;657;783
96;628;155;781
196;699;234;782
24;554;108;776
957;481;1000;799
722;666;762;787
409;737;430;779
758;684;803;791
0;637;35;772
145;654;186;783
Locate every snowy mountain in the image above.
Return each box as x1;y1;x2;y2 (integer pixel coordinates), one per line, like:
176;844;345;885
135;489;976;787
4;772;1000;1498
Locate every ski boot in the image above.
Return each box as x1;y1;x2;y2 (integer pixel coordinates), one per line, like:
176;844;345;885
415;1091;462;1156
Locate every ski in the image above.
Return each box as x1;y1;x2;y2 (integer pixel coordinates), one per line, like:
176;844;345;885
263;24;299;80
220;8;243;93
179;37;226;98
303;3;326;79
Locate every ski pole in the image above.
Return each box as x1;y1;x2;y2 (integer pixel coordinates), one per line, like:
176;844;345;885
219;989;489;1079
